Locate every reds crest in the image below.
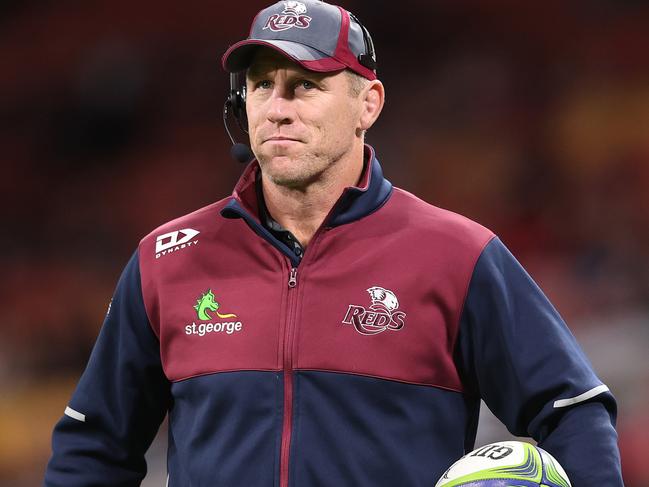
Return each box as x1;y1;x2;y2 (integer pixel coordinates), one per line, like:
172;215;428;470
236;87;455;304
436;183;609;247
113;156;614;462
263;1;312;32
342;287;407;336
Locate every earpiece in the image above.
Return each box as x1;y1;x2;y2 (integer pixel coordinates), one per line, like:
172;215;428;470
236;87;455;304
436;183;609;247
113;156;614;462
228;71;248;133
224;71;253;163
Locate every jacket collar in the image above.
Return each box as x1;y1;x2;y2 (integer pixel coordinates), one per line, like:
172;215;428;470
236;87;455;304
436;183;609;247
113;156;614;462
221;144;392;228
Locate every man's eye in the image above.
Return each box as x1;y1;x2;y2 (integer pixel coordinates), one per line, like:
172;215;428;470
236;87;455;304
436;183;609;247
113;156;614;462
298;80;316;90
256;80;272;89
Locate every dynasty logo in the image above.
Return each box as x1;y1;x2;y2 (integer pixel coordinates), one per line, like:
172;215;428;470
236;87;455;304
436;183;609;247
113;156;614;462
185;289;243;336
263;1;312;32
342;286;407;336
155;228;199;259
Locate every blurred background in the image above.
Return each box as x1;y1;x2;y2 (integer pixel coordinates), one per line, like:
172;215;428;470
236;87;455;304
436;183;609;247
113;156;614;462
1;0;648;485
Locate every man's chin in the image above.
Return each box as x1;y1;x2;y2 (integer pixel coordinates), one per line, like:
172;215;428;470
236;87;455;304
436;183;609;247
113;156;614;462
265;165;322;190
266;169;313;189
256;150;323;189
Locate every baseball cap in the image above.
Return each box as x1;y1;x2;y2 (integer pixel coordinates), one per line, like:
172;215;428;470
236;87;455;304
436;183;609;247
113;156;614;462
222;0;377;80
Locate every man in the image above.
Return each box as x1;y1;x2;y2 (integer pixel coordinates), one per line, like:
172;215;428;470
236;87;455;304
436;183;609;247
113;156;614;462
45;1;623;486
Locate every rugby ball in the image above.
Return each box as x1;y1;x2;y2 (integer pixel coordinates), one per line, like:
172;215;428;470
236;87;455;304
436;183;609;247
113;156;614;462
435;441;571;487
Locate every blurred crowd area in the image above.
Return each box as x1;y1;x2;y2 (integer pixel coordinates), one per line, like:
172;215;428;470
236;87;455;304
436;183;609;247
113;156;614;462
1;0;648;485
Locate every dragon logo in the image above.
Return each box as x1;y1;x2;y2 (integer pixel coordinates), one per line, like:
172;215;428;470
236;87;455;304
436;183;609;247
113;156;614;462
342;286;407;336
263;1;312;31
194;290;237;321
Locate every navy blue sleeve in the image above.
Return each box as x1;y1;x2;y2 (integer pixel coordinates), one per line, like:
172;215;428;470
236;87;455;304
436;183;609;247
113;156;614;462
44;250;170;487
456;237;623;486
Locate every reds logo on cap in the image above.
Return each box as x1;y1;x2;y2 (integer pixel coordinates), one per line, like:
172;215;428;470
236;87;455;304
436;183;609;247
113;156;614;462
263;1;312;32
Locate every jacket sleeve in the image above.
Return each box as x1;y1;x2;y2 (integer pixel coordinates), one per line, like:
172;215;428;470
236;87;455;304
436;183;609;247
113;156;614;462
456;237;623;486
44;250;170;487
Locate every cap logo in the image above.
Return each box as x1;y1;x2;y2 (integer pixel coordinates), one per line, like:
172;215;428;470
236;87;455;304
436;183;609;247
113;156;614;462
263;1;312;32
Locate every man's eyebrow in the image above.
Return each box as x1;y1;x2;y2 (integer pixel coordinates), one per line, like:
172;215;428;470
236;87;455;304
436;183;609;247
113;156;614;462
247;63;330;82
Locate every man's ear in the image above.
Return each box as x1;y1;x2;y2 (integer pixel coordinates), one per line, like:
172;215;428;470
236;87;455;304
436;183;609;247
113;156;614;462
359;80;385;131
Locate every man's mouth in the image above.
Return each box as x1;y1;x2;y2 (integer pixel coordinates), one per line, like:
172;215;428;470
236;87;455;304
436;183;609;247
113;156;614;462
264;136;301;143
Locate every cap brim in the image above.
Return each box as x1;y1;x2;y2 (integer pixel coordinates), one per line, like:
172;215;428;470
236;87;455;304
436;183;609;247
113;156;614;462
222;39;347;74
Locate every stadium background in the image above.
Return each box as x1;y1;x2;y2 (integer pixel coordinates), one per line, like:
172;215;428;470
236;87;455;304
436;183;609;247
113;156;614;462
1;0;648;485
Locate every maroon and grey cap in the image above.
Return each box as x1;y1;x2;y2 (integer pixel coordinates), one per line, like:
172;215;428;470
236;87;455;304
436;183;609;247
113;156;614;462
222;0;377;80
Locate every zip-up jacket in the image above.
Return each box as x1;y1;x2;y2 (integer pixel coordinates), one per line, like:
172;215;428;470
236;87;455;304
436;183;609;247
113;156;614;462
44;146;623;486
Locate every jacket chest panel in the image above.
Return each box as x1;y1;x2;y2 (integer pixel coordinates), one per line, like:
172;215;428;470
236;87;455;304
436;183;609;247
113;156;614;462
153;245;288;382
293;270;464;390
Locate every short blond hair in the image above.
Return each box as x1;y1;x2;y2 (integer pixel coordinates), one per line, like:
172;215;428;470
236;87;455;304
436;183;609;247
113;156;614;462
346;70;369;98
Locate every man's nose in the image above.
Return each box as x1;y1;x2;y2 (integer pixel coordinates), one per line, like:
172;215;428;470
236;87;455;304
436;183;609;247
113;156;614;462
266;87;294;124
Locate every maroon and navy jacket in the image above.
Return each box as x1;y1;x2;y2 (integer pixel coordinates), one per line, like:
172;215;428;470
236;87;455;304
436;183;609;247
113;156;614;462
45;146;622;486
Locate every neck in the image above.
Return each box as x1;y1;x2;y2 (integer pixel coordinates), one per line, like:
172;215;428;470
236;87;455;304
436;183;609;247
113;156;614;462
261;144;365;248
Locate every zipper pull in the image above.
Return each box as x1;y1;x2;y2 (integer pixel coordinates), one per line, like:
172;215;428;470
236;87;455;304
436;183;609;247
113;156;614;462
288;267;298;288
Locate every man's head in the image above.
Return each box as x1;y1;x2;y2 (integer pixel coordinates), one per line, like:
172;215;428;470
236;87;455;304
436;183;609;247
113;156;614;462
222;1;384;190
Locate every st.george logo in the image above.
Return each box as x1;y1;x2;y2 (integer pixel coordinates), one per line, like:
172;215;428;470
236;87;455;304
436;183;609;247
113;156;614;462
342;286;407;336
186;289;243;337
263;1;312;32
155;228;199;259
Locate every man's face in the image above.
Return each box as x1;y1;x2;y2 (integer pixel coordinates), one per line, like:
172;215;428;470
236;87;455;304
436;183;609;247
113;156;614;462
245;48;364;189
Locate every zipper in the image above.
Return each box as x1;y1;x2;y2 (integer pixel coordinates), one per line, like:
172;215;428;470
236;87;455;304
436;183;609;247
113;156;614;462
280;266;298;487
288;267;297;288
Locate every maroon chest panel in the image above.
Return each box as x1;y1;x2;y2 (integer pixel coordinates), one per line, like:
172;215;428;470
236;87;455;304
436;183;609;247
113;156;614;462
139;203;289;381
293;190;494;391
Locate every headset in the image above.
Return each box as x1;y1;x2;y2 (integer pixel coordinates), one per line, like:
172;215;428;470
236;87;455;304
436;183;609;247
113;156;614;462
223;71;250;162
348;12;377;72
223;12;376;163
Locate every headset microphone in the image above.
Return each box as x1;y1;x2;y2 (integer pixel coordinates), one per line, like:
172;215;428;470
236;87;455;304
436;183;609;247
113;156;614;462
223;97;254;164
231;141;254;164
